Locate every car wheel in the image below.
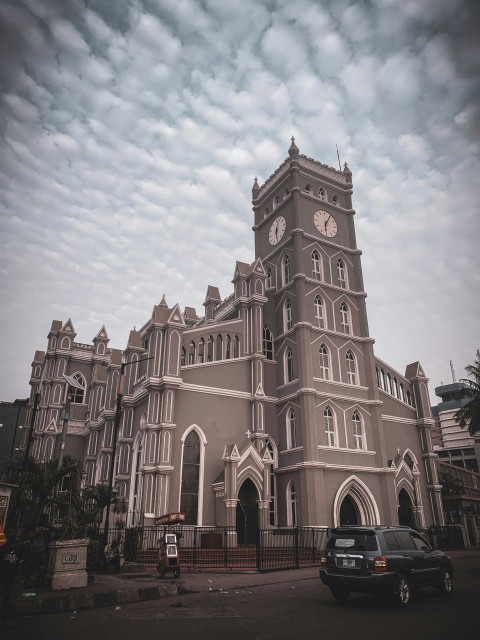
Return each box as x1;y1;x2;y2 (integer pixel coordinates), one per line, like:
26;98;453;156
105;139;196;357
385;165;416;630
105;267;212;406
331;588;350;603
392;573;411;609
437;568;453;596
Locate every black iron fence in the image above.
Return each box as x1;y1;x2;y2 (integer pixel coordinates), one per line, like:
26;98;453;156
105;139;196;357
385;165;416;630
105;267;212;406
421;525;467;550
91;523;467;574
96;525;330;572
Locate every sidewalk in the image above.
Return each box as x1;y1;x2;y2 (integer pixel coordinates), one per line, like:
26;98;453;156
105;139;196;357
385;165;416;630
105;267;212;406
10;549;479;618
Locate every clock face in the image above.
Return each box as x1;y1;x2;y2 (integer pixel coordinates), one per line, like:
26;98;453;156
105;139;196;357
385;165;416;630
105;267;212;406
314;210;337;237
269;216;286;245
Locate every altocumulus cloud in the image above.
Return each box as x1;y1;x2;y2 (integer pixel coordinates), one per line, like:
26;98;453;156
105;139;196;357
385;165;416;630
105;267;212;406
0;0;479;401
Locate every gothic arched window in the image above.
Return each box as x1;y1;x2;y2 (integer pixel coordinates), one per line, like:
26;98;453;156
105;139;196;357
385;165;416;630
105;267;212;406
198;338;205;363
180;430;201;525
346;350;357;385
287;408;297;449
207;336;214;362
324;406;335;447
340;302;350;334
70;372;86;404
216;334;223;361
266;268;272;289
337;258;347;289
314;295;325;328
288;481;298;526
352;411;364;450
319;344;330;380
263;325;274;360
284;299;292;332
282;254;291;286
285;348;294;383
188;341;196;365
312;250;322;280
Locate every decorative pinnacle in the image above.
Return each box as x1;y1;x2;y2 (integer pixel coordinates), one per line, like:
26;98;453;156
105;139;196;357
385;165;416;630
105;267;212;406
288;136;299;158
252;176;260;199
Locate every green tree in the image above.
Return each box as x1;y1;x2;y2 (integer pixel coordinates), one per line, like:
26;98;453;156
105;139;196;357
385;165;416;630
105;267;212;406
438;472;464;497
455;353;480;436
1;455;84;537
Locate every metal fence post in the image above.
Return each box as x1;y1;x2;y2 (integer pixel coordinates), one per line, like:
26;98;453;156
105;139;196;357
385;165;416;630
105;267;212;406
294;527;299;569
256;528;261;572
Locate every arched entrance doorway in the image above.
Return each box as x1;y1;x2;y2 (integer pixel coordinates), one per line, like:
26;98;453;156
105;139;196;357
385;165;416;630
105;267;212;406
339;495;359;525
236;478;259;545
398;488;415;527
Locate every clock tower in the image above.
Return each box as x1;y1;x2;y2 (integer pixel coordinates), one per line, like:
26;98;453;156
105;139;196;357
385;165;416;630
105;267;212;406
252;138;392;526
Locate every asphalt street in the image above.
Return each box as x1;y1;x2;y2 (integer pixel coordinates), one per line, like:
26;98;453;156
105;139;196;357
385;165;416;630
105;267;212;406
6;555;480;640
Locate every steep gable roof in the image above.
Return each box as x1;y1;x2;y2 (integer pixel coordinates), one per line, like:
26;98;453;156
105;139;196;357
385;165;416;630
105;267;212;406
205;285;221;302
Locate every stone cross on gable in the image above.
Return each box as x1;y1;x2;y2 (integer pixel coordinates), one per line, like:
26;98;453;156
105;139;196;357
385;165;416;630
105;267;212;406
246;429;253;440
397;447;401;455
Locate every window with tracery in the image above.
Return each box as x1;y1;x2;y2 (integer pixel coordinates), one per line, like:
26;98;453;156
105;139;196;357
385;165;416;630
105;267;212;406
180;430;201;525
70;372;86;403
314;295;325;328
263;325;274;360
287;408;297;449
353;411;364;450
282;255;291;286
337;258;347;289
340;302;350;334
346;350;357;385
286;348;294;383
319;344;330;380
284;299;292;332
312;250;322;280
324;406;335;447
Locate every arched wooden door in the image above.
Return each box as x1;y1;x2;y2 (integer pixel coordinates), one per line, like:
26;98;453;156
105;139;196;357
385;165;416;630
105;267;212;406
398;488;415;527
236;478;259;545
339;495;359;525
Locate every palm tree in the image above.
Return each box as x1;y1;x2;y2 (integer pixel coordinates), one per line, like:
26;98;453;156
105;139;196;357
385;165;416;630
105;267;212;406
455;352;480;436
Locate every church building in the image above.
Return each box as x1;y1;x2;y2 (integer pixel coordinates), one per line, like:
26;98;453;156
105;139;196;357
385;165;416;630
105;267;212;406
25;139;444;533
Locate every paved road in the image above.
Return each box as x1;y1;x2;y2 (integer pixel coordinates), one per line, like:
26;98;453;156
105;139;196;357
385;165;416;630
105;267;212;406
8;556;480;640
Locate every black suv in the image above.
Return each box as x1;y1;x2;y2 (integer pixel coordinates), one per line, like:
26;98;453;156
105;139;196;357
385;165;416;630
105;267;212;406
319;526;454;608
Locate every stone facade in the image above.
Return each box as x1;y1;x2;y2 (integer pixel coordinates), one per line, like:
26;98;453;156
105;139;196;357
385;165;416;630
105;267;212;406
24;140;444;531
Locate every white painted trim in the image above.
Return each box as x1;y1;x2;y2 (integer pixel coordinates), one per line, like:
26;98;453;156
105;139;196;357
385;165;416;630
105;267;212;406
179;382;253;400
317;445;376;455
275;461;395;474
333;475;381;526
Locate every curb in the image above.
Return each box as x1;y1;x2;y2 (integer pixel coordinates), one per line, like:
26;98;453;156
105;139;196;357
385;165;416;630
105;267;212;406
12;581;179;617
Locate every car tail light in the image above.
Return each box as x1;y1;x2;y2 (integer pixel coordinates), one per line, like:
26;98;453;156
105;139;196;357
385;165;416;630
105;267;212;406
319;551;327;566
374;555;388;572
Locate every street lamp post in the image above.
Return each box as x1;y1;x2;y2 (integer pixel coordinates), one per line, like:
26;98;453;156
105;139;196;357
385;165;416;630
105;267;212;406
100;356;154;569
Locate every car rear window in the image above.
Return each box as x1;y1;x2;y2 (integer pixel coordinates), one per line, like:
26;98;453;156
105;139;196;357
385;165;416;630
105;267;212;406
326;532;378;551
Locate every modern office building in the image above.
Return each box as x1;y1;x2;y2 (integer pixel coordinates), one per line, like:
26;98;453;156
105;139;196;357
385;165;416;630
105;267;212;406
432;382;480;473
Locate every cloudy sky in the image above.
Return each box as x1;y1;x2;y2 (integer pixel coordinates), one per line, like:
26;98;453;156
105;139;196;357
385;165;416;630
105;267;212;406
1;0;479;404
